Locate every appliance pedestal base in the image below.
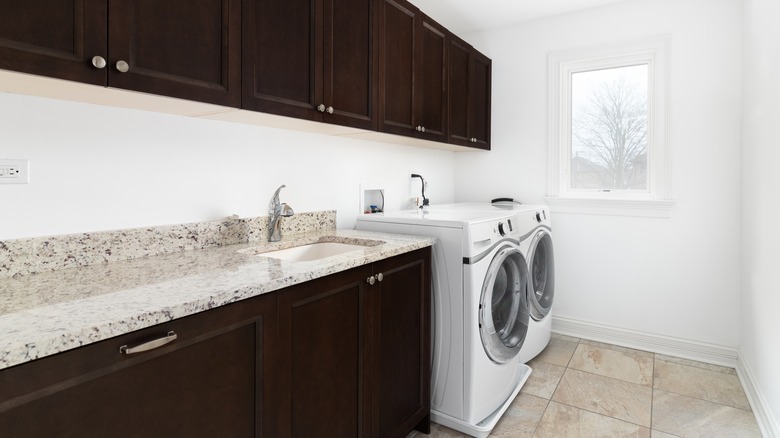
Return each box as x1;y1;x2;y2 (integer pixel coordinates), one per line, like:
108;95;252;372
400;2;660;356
430;363;532;438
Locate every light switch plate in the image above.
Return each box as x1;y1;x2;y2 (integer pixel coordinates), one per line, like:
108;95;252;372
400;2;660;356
0;159;29;184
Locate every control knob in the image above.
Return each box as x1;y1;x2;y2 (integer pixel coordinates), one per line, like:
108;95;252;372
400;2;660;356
497;222;506;236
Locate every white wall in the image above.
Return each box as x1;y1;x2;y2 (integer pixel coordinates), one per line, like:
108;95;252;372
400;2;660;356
741;0;780;432
0;93;455;240
456;0;743;349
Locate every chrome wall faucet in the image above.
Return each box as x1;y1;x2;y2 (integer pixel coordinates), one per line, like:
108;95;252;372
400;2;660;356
268;185;294;242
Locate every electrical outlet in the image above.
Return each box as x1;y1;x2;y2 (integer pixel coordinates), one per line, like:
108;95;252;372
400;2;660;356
0;159;29;184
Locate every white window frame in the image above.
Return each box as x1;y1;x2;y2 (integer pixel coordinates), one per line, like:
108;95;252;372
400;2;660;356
546;37;673;218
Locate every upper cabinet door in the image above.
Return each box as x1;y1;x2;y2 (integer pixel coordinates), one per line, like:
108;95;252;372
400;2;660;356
447;36;471;146
322;0;376;130
415;15;447;142
469;49;491;149
448;35;491;150
377;0;418;136
109;0;241;107
242;0;321;120
0;0;107;85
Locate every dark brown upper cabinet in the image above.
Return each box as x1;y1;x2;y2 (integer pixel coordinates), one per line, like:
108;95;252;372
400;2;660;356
377;0;448;143
108;0;242;107
0;0;241;107
0;0;107;86
242;0;377;130
448;35;492;150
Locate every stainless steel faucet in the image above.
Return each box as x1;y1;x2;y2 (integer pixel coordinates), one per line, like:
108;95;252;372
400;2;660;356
268;185;294;242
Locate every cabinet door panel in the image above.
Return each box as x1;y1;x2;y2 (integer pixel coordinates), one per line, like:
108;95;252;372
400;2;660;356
470;50;491;149
278;266;372;438
109;0;241;107
448;37;471;146
323;0;375;129
373;248;431;437
416;17;447;142
0;294;277;437
0;0;106;85
242;0;321;119
377;0;417;136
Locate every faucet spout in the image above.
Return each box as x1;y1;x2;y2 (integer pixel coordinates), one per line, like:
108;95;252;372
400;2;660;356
268;185;294;242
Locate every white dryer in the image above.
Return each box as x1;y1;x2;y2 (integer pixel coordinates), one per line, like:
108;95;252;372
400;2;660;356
356;209;532;438
424;203;555;364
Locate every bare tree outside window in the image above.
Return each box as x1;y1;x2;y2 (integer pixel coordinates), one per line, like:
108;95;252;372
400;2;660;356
570;65;649;191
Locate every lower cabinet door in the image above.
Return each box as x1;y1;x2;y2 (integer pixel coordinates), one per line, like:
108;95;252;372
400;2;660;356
0;293;277;438
373;248;431;438
277;264;373;438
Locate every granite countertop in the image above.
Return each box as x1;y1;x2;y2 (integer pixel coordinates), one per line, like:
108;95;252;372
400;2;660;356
0;229;434;371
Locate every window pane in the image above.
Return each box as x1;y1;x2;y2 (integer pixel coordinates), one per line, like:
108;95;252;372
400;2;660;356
570;64;648;191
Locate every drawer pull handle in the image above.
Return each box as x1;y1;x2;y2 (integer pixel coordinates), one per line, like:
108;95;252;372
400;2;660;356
119;331;177;355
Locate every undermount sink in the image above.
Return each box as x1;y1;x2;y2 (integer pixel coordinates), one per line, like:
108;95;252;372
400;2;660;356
256;241;375;262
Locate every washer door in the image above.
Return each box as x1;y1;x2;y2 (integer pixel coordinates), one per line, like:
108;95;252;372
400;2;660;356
479;246;531;364
529;230;555;321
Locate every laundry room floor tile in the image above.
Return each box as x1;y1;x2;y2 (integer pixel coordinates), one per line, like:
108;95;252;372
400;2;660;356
552;368;653;427
521;359;566;399
409;337;762;438
568;342;654;386
533;401;650;438
488;393;548;438
652;390;762;437
653;358;750;410
531;334;579;367
654;353;737;375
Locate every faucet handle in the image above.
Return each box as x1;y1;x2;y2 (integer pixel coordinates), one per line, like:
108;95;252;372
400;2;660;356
280;203;294;217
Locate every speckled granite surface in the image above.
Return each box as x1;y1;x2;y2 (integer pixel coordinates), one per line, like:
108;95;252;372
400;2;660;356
0;211;336;279
0;228;433;370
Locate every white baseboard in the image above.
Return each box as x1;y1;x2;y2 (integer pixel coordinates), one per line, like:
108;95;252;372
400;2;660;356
738;354;780;438
551;315;738;367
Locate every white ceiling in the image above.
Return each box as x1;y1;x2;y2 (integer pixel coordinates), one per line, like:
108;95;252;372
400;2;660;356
408;0;638;34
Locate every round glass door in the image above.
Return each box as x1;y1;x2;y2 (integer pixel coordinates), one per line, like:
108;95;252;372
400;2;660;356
529;231;555;321
479;246;530;364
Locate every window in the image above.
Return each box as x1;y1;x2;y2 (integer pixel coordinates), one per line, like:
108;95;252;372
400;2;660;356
547;38;673;217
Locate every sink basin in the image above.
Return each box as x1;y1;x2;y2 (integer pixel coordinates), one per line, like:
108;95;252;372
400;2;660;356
257;242;372;262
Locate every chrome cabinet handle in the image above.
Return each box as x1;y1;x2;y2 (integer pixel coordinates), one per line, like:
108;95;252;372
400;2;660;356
119;331;177;355
317;104;326;112
91;56;107;69
326;106;334;114
367;276;376;285
116;60;130;73
376;272;383;282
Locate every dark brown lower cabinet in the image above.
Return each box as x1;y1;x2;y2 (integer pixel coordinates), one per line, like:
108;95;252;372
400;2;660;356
0;293;278;438
0;248;430;438
277;247;431;438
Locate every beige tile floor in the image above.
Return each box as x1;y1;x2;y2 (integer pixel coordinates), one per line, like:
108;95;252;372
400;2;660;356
408;334;762;438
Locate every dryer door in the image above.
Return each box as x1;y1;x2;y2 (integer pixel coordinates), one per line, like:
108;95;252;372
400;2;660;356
529;230;555;321
479;246;531;364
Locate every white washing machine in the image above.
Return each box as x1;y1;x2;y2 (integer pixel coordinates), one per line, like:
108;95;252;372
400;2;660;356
356;209;532;438
424;203;555;364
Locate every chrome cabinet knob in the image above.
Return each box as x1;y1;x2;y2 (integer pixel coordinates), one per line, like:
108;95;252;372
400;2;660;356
367;276;376;285
326;106;334;114
116;60;130;73
317;104;326;112
421;126;426;133
376;272;383;282
415;126;421;132
91;56;107;69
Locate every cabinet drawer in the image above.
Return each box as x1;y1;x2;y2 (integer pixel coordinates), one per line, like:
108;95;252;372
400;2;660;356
0;293;277;437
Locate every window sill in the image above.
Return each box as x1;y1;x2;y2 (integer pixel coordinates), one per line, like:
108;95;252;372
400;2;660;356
545;197;675;218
